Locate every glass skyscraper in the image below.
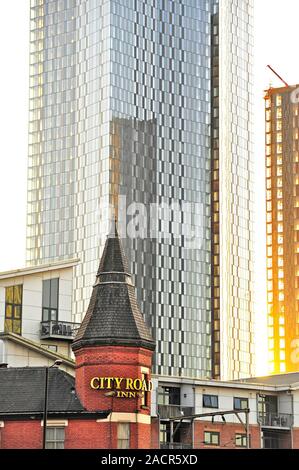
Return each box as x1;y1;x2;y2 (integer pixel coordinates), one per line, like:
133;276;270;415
265;84;299;375
26;0;255;380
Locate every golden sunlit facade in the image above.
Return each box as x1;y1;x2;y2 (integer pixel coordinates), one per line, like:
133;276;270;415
265;84;299;374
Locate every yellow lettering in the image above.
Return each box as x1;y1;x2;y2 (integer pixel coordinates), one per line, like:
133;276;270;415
90;377;100;390
141;380;148;391
99;377;105;389
117;391;130;398
91;376;153;396
106;377;113;389
133;378;142;391
114;377;123;390
126;378;134;390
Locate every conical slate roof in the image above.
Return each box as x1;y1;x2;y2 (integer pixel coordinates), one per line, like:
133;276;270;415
72;225;155;352
96;228;129;275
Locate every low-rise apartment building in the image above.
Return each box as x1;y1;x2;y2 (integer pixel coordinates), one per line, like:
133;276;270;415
151;373;299;449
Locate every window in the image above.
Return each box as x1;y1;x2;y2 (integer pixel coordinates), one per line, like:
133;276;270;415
203;394;218;408
235;433;249;448
5;285;23;335
160;422;168;444
117;423;130;449
204;431;220;446
141;372;150;408
45;427;65;449
158;386;180;405
258;395;278;417
42;278;59;321
233;397;249;410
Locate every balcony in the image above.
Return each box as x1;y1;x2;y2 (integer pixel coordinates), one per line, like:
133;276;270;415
158;404;194;419
40;320;80;341
262;430;292;449
160;443;193;450
258;412;292;429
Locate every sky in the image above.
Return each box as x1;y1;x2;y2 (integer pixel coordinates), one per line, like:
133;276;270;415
0;0;298;375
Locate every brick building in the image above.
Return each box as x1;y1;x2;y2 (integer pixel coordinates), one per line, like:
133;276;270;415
1;230;299;449
0;228;155;449
152;372;299;449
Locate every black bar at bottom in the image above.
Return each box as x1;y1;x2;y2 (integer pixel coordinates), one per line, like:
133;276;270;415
0;449;297;467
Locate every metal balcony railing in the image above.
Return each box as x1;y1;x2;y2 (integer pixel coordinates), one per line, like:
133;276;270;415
160;443;193;450
40;320;80;341
158;404;194;419
262;435;292;449
258;412;292;429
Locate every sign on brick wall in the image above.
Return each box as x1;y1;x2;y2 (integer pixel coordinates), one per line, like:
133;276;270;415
90;376;153;398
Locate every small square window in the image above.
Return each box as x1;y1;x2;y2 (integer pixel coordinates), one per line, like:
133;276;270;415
233;397;249;410
203;394;218;408
204;431;220;446
45;427;65;449
117;423;130;449
235;433;249;448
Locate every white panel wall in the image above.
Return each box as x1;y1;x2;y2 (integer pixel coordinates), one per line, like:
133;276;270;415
279;393;293;416
3;339;74;376
151;378;159;417
181;384;195;408
195;386;258;425
0;266;74;344
292;390;299;427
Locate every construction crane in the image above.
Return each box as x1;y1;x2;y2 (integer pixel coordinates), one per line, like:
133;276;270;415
267;65;289;88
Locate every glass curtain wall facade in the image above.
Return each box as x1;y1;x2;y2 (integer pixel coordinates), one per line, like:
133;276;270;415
26;0;255;380
265;85;299;374
211;0;255;379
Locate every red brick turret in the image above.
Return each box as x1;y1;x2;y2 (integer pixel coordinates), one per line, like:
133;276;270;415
72;224;155;448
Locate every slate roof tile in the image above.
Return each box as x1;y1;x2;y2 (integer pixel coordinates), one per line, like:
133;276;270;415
72;226;155;351
0;367;84;414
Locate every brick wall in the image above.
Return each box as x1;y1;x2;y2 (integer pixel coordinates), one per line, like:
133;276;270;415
292;427;299;448
74;345;153;414
0;419;154;449
67;420;153;449
66;420;116;448
0;420;42;449
2;417;297;449
194;421;261;449
151;417;160;449
73;344;153;448
0;342;156;449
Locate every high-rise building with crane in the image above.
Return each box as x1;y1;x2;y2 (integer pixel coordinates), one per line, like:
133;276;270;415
265;66;299;373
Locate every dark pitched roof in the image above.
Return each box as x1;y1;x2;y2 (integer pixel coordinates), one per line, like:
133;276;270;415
97;226;129;274
72;225;155;352
0;367;84;416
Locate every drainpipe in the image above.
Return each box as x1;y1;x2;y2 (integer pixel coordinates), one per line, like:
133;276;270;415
245;409;250;449
156;386;161;449
290;390;294;449
157;412;161;449
192;418;195;449
170;420;174;449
